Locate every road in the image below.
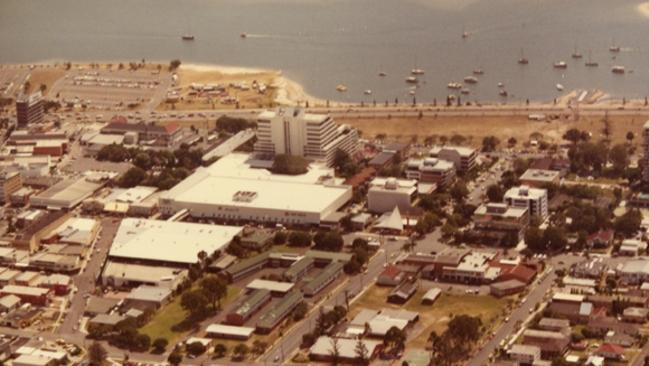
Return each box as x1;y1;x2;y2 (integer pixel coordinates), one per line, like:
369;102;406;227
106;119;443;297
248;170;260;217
58;218;119;335
259;238;405;364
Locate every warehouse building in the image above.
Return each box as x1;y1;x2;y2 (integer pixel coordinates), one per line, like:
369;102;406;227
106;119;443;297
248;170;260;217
256;290;303;333
303;261;345;297
159;153;352;225
206;324;255;340
226;289;271;326
30;177;103;210
108;218;241;267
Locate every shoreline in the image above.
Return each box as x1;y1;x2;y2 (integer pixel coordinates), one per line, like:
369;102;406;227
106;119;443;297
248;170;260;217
1;60;647;108
638;2;649;18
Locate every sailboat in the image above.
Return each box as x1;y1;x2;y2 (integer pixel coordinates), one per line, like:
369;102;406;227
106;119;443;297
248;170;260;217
571;44;582;59
585;50;598;67
518;48;529;65
411;57;424;75
609;39;620;53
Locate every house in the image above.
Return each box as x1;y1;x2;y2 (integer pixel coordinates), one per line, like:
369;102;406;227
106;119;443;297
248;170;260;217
605;331;635;348
622;307;649;323
508;344;541;365
587;317;639;337
594;343;625;361
587;230;614;249
123;286;172;310
619;239;647;256
0;294;21;312
377;265;405;287
522;329;569;358
421;288;442;305
571;257;607;279
490;279;526;297
538;318;570;332
387;280;417;304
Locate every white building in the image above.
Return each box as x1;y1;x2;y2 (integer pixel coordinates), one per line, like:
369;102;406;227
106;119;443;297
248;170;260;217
367;177;417;213
254;108;359;166
108;218;242;266
160;153;352;225
405;157;456;188
508;344;541;365
504;185;548;219
617;259;649;285
428;145;478;172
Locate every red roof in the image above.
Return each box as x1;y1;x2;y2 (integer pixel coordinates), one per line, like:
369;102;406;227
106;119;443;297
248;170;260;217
344;167;376;187
596;343;625;355
164;123;180;134
588;229;614;244
379;265;403;280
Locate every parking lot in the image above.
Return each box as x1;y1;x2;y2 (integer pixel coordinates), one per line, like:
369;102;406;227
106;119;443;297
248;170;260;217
49;68;170;110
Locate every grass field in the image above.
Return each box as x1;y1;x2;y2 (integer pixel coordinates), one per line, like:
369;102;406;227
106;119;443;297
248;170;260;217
351;285;511;348
139;285;241;343
338;113;646;147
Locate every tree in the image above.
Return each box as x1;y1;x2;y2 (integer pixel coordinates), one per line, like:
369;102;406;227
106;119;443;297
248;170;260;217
609;144;629;174
200;275;228;310
333;149;359;178
313;231;344;252
119;167;147;188
272;154;309;175
232;343;249;360
216;115;256;133
355;339;369;365
486;184;504;202
450;179;469;202
180;290;210;318
563;128;583;144
152;338;168;353
288;231;312;247
88;342;107;366
627;131;635;144
384;327;406;351
273;231;287;245
292;301;308;321
614;209;642;237
169;59;182;70
252;340;268;355
214;343;227;358
168;351;182;366
482;136;500;152
186;341;207;356
507;137;517;147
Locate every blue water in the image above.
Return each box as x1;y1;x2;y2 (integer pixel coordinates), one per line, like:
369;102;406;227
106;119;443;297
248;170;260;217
1;0;648;102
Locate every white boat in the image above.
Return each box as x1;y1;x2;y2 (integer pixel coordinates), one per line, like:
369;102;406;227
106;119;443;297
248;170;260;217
609;45;620;53
364;89;372;95
585;50;598;67
553;61;567;69
612;65;625;74
463;76;478;84
181;34;195;41
411;68;425;75
518;48;529;65
405;76;418;84
571;45;582;59
556;83;564;91
409;90;416;96
497;82;504;88
460;88;470;95
473;69;484;75
499;89;508;97
447;82;463;89
336;84;348;92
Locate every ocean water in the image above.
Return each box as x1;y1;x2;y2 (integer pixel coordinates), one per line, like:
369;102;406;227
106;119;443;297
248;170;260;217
1;0;648;102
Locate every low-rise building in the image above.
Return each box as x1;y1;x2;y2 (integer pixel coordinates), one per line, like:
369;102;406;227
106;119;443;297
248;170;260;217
309;336;381;363
537;318;570;332
256;290;303;333
508;344;541;365
226;289;271;326
367;177;417;214
504;185;549;219
405;158;456;188
0;171;22;204
490;279;526;297
519;169;560;187
123;285;172;310
206;324;255;340
428;145;477;172
377;265;405;287
622;307;649;323
522;329;569;358
284;257;314;283
0;285;51;306
473;203;529;243
303;261;344;297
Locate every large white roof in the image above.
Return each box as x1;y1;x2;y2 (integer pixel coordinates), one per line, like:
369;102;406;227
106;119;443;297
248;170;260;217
163;153;349;214
108;218;241;265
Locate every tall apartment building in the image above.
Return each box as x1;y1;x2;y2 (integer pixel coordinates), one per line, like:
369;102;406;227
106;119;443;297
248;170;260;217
254;108;359;166
16;92;44;127
429;146;478;173
405;157;456;188
0;171;23;204
504;185;548;219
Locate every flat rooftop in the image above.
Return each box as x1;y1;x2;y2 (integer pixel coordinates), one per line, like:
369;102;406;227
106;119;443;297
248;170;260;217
162;153;350;214
108;218;241;265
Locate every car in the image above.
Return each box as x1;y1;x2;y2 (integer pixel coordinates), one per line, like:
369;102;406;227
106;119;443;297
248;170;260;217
504;317;510;322
273;356;280;363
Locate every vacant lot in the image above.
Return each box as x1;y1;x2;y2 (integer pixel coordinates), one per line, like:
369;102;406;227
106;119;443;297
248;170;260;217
338;113;647;147
350;285;511;349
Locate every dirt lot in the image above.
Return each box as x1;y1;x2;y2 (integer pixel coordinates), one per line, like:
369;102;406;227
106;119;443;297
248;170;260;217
338;114;647;147
28;67;66;96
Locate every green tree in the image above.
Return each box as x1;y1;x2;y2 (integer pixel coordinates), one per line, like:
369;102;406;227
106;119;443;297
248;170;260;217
482;136;500;152
168;351;182;366
214;343;227;358
88;342;107;366
614;209;642;237
313;231;344;252
450;180;469;202
152;338;168;353
169;59;182;70
200;275;228;310
272;154;309;175
288;231;312;247
486;184;504;202
181;290;210;318
186;341;206;356
232;343;249;360
119;167;147;188
609;144;629;174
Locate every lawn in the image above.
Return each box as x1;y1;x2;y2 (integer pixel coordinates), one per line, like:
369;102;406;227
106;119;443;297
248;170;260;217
350;285;511;348
139;285;241;343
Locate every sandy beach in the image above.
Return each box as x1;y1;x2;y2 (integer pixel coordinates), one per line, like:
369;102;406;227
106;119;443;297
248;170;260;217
638;2;649;17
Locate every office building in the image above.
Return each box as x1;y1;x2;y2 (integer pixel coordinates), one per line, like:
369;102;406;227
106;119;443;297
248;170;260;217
405;157;456;188
428;145;477;172
16;92;44;126
504;185;548;219
0;171;23;203
367;177;417;213
254;108;359;166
